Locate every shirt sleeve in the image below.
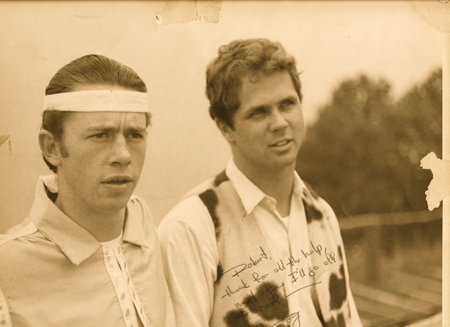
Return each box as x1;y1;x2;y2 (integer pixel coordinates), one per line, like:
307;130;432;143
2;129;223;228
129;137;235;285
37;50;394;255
158;196;219;327
0;287;13;327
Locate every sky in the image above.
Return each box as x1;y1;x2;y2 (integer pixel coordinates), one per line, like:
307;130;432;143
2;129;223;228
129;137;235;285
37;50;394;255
0;1;443;230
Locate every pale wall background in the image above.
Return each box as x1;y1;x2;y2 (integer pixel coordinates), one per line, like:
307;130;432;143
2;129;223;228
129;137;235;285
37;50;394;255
0;1;442;231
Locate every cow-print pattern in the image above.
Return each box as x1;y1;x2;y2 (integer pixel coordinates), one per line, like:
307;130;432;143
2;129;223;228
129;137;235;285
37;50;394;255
214;170;229;186
199;171;229;239
216;263;224;283
224;281;289;327
303;198;323;222
329;264;347;310
199;189;221;238
325;246;348;327
302;183;324;223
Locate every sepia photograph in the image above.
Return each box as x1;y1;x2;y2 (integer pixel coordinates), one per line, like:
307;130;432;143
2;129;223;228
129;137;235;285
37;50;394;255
0;1;446;326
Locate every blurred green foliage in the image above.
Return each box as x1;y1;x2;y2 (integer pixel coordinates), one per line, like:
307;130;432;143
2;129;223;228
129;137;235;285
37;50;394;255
297;69;442;217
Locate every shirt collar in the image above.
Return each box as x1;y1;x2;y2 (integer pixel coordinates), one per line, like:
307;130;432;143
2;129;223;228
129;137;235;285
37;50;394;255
29;175;146;265
225;160;306;215
292;171;306;197
121;196;149;248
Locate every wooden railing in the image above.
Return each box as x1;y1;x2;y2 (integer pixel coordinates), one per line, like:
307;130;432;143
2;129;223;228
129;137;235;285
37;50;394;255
338;211;442;327
338;210;442;230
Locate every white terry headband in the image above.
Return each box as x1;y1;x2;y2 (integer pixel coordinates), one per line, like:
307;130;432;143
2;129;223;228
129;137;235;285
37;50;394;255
44;90;149;113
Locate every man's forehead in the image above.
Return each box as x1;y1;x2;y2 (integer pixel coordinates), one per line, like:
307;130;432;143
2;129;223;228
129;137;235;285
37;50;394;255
238;72;297;101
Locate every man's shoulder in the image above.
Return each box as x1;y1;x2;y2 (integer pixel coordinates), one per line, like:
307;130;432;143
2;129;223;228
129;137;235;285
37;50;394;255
0;218;39;248
298;180;342;230
182;175;219;198
168;174;222;215
158;177;220;237
0;219;45;277
161;191;211;226
300;179;329;204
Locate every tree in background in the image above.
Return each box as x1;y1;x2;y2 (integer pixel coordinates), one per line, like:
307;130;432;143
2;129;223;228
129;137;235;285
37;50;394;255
297;69;442;217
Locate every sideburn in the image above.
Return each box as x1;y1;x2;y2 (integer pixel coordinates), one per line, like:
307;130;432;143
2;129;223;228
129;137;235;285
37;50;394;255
57;139;70;158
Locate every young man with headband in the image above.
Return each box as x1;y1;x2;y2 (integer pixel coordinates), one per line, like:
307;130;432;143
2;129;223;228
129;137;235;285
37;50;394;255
158;39;362;327
0;54;174;326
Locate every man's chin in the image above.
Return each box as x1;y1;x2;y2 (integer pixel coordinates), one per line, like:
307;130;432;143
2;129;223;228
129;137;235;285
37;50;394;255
98;195;133;212
266;156;297;171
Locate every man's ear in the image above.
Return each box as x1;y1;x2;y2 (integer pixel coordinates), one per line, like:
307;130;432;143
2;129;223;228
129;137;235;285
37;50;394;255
39;130;63;168
216;119;235;145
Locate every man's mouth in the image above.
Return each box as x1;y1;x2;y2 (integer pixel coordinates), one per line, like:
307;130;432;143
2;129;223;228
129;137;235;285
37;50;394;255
269;139;292;147
102;176;133;185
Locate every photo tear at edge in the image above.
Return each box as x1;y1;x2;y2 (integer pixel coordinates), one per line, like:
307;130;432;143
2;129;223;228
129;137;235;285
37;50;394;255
408;1;450;327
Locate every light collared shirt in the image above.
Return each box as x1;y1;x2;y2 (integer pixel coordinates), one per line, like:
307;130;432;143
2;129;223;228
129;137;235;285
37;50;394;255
0;175;174;327
158;160;357;326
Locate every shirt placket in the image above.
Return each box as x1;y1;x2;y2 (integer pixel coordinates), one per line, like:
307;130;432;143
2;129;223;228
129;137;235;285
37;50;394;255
103;245;146;327
285;195;323;326
114;246;150;327
264;198;304;326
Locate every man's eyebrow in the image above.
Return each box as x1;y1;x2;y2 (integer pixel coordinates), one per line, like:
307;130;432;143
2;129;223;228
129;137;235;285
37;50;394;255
247;104;270;113
85;125;146;132
247;96;299;113
85;125;116;132
279;95;299;104
126;126;147;133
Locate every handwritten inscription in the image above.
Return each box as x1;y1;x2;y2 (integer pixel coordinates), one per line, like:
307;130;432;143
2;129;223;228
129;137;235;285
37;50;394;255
221;279;250;298
252;271;269;283
219;241;339;326
271;311;301;327
301;241;323;258
220;241;337;299
223;246;270;278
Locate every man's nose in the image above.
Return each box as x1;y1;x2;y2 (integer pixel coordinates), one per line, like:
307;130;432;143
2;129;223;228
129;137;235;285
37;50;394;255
110;135;131;166
269;109;289;132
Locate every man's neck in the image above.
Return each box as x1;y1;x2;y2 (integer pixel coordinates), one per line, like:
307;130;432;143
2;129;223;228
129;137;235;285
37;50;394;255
235;161;295;217
54;194;126;242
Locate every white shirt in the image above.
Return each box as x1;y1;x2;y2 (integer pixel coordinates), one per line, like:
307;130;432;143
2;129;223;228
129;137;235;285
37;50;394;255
158;161;326;326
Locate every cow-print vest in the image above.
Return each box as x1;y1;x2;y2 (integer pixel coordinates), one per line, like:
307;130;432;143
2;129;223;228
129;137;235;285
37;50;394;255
197;171;361;327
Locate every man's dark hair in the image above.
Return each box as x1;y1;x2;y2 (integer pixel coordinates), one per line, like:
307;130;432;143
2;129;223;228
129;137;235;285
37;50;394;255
206;38;302;128
42;54;149;173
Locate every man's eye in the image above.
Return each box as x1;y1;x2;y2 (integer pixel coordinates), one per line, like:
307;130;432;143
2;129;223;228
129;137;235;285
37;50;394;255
128;132;144;140
280;100;295;110
91;133;108;139
248;109;266;119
